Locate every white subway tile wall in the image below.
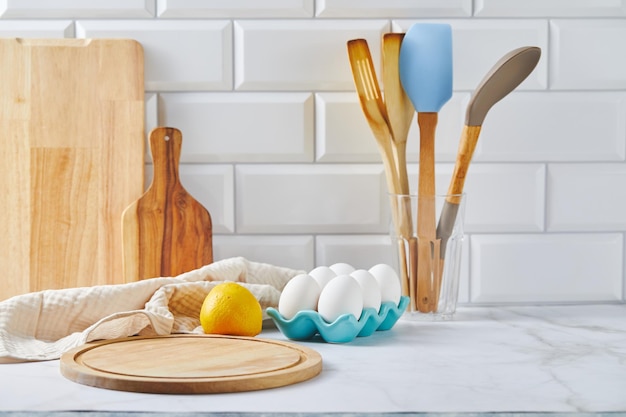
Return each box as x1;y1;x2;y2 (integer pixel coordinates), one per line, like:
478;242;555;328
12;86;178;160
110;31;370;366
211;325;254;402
2;1;625;305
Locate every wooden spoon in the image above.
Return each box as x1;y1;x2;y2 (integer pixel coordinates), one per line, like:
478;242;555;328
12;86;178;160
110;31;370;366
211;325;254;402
122;127;213;280
437;46;542;260
399;23;453;312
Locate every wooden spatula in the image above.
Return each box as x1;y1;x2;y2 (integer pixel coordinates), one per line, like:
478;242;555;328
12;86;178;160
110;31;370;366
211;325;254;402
382;33;414;197
381;33;416;309
346;39;399;197
122;127;213;280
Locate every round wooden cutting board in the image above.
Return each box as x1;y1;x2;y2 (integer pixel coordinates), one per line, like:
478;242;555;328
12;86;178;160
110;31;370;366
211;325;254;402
60;334;322;394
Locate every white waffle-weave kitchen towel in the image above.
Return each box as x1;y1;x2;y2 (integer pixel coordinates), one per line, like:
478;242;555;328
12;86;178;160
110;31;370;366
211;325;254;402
0;257;303;363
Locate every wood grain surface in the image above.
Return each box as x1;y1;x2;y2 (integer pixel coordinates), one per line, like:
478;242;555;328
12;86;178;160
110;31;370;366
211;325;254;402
122;127;213;281
60;335;323;394
0;38;145;301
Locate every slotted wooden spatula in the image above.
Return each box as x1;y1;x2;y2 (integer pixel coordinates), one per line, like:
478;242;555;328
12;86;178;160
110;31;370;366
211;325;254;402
122;127;213;280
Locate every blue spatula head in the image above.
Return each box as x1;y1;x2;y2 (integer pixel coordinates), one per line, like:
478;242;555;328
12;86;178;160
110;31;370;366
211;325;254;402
399;23;453;113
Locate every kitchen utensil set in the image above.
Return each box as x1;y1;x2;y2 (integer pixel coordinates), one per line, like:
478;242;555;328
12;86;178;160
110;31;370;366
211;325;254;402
347;25;541;313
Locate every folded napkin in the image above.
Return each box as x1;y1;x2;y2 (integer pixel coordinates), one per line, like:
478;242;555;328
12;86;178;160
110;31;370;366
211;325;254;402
0;257;303;363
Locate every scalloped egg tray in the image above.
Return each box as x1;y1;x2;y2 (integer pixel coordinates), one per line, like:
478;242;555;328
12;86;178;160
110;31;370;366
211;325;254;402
266;296;409;344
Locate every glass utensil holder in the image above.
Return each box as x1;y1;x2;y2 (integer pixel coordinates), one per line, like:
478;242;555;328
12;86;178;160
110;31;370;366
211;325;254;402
389;193;466;320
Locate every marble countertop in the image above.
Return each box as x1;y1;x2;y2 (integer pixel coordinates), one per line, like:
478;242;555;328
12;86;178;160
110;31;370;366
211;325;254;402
1;304;625;414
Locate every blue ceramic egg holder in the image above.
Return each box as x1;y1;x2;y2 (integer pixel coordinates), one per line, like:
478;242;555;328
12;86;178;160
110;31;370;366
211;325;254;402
266;296;409;344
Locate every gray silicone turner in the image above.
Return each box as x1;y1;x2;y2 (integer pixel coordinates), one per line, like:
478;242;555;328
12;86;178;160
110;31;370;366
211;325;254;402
437;46;541;258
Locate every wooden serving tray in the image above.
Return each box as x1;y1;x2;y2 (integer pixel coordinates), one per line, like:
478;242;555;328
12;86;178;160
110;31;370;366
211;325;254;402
60;335;322;394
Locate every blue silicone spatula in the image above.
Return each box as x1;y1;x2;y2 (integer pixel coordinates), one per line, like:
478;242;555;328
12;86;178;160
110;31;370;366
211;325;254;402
399;23;453;312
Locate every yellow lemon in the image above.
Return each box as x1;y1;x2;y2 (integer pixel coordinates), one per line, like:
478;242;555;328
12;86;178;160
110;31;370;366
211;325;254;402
199;282;263;337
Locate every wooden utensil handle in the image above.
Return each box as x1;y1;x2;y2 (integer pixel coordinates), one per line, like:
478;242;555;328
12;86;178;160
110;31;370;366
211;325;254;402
416;112;439;313
437;125;480;260
417;112;437;237
416;237;441;312
433;124;482;304
417;113;437;195
446;125;482;203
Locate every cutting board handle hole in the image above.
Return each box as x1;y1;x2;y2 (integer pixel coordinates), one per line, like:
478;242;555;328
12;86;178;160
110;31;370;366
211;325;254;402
164;135;170;141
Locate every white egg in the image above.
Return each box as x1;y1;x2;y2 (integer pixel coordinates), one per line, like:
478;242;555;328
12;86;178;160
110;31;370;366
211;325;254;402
329;262;355;276
368;263;401;305
308;266;337;289
317;275;363;323
350;269;382;311
278;274;321;319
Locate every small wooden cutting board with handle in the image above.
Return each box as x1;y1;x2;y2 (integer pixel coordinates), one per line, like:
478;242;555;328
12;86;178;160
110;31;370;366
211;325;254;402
122;127;213;280
0;38;145;301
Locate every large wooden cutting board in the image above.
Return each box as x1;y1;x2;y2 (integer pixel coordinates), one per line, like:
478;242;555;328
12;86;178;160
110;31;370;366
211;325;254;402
60;335;323;394
0;38;145;301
